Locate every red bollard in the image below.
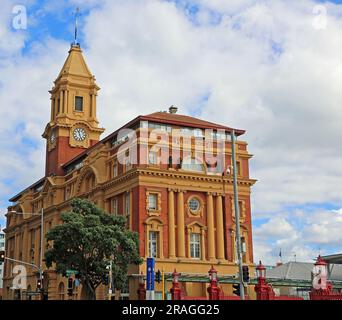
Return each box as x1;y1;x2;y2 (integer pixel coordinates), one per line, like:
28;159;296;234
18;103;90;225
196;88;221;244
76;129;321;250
137;272;146;300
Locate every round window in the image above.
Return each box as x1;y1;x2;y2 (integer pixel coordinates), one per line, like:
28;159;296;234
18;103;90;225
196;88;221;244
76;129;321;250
188;198;200;212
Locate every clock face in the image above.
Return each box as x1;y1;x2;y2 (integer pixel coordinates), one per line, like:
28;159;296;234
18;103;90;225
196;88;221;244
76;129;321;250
73;128;87;141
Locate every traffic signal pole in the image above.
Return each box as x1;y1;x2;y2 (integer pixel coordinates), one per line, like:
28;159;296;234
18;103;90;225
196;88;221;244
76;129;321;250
231;130;245;300
162;268;165;300
108;260;113;300
39;208;44;300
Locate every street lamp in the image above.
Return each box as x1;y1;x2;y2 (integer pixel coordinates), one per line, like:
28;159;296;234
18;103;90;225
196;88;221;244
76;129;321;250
256;261;266;280
208;265;218;284
8;208;44;296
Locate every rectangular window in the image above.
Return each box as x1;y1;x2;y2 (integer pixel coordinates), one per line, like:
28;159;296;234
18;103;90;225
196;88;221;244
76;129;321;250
112;198;118;215
149;231;158;258
113;161;118;177
190;233;201;259
57;99;60;113
140;121;148;128
194;128;203;138
125;158;131;171
149;151;158;165
125;192;130;216
75;96;83;112
238;201;242;214
148;194;158;210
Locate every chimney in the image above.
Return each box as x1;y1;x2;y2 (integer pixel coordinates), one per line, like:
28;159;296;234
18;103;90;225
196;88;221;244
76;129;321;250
169;105;178;114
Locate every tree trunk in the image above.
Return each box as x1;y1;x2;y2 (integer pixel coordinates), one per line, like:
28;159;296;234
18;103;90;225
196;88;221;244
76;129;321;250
83;279;97;300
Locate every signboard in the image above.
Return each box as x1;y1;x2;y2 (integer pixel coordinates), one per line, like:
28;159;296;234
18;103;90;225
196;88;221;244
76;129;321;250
146;257;155;300
66;269;79;276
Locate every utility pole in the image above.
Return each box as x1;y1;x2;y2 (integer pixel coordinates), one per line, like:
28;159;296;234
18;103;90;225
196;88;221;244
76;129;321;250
39;208;44;299
231;130;245;300
162;268;165;300
108;259;113;300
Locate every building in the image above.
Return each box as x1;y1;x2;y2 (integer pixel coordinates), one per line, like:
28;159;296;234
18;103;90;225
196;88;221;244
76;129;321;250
3;44;256;300
0;228;5;299
266;261;342;300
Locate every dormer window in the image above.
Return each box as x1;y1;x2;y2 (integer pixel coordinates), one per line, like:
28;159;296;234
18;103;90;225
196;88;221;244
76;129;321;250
75;96;83;112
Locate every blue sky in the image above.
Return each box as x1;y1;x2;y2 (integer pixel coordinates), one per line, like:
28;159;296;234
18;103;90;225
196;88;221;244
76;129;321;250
1;0;342;264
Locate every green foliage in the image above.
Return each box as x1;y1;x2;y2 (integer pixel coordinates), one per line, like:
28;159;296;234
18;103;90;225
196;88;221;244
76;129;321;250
45;198;142;299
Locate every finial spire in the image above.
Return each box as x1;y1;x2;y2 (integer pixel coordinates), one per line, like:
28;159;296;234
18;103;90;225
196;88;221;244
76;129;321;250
72;7;80;47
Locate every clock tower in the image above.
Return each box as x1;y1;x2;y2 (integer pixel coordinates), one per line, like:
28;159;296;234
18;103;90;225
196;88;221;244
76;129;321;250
42;44;105;176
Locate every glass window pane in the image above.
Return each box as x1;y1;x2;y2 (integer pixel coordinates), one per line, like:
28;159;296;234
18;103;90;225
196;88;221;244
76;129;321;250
149;231;158;258
148;194;157;210
75;96;83;111
190;233;200;258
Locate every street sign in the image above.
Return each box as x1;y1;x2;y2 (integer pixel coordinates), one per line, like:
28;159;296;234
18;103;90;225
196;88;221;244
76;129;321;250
66;269;79;276
146;258;155;300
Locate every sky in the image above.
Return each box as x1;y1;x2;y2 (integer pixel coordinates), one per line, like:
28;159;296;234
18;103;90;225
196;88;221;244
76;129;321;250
1;0;342;265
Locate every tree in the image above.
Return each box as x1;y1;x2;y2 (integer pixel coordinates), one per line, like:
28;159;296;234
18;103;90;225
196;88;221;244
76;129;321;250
45;198;142;300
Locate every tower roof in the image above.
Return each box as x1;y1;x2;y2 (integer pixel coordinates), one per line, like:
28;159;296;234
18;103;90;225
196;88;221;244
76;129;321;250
56;45;93;80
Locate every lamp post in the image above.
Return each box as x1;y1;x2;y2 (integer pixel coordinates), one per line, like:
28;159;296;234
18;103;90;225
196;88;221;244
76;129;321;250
230;130;245;300
170;269;181;300
9;208;44;298
207;265;220;300
254;261;275;300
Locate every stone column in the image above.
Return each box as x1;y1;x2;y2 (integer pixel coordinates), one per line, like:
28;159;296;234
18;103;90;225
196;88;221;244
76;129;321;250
65;90;69;114
168;189;176;258
34;227;40;267
91;94;96;119
50;98;54;121
90;94;94;118
22;224;29;262
93;94;97;118
206;193;215;260
60;91;64;114
55;96;59;115
216;195;225;260
14;230;20;260
177;191;185;258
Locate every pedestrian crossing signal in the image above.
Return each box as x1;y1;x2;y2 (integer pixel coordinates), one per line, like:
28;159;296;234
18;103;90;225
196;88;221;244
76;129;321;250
233;284;240;296
155;270;162;283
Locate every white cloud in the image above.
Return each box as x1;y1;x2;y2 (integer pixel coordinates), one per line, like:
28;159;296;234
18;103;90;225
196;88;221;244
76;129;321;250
303;209;342;245
254;217;297;239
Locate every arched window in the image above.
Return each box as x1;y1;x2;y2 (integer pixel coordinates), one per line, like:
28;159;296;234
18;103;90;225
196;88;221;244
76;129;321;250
58;282;65;300
144;217;164;258
186;222;206;260
181;157;205;173
80;172;96;193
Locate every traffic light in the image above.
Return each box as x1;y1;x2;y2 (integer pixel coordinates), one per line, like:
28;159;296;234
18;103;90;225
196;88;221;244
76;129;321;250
67;277;73;296
242;265;250;283
37;278;42;291
0;250;5;263
155;269;161;283
103;274;109;286
232;283;240;296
